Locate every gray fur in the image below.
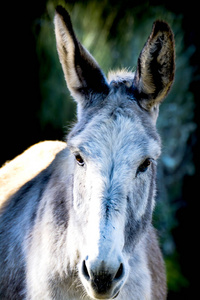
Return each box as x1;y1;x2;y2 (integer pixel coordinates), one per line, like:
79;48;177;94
0;6;175;300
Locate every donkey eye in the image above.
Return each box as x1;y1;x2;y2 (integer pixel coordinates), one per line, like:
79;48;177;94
75;154;85;166
137;158;152;175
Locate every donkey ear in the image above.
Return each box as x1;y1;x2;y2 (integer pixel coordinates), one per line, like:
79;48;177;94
54;6;109;116
134;20;175;118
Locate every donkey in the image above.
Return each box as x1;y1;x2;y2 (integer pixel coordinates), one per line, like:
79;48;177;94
0;6;175;300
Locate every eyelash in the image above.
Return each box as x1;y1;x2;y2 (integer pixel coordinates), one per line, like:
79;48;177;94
75;154;85;166
136;158;152;176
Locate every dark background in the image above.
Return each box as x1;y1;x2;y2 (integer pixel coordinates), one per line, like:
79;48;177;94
1;1;199;299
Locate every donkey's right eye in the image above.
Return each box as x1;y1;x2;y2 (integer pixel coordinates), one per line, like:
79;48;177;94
75;154;85;166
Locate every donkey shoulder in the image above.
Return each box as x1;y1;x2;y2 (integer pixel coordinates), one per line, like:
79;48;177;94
0;141;67;208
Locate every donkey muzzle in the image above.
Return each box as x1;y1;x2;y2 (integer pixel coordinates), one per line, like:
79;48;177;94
80;256;127;299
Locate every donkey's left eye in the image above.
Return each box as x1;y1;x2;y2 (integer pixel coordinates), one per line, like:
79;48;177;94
137;158;152;175
75;154;85;166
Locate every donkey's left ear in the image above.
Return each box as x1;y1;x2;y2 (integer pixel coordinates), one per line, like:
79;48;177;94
54;6;109;117
134;20;175;119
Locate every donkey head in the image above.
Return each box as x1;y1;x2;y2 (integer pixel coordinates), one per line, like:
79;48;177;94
54;6;175;300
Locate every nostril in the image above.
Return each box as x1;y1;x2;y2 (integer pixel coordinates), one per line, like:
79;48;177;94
114;263;124;280
82;260;90;280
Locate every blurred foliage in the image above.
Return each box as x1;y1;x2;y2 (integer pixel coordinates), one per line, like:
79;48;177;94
165;252;189;292
34;0;195;294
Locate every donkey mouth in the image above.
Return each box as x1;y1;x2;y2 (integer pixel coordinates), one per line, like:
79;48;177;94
89;292;120;300
86;283;121;300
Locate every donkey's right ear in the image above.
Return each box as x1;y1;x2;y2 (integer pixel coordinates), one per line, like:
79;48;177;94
54;6;109;117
